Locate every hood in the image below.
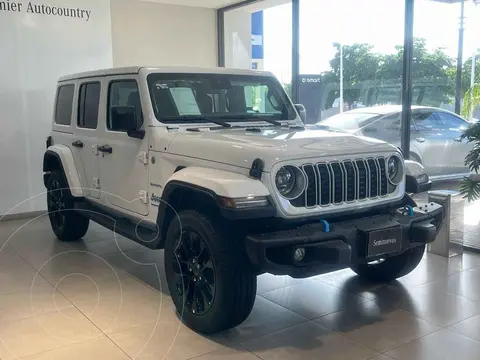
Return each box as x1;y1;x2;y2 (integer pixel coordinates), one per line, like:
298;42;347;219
157;127;397;171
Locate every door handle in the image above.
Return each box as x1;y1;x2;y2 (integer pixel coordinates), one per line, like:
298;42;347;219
98;145;113;154
454;137;462;142
72;140;84;148
415;137;426;143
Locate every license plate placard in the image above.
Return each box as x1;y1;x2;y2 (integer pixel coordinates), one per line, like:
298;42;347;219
367;227;403;257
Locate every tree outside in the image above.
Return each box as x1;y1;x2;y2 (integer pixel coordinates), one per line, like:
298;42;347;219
320;38;457;111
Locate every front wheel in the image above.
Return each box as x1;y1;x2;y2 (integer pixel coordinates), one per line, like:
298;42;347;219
164;210;256;334
350;245;425;282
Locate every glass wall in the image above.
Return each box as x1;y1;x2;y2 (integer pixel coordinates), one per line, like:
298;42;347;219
408;0;480;180
298;0;405;157
220;0;478;173
223;1;292;78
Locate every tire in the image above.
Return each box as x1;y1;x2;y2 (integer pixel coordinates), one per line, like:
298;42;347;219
350;245;425;282
46;171;89;242
164;210;256;334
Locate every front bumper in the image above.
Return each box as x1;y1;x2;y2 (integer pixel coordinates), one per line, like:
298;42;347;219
246;202;444;278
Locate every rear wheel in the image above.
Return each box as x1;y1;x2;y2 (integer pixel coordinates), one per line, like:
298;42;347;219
351;245;425;282
164;210;256;334
46;171;89;242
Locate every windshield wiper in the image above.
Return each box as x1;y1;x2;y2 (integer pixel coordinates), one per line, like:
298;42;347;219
163;115;233;128
218;114;287;127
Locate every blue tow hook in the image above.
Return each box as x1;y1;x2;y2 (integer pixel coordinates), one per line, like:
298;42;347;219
405;205;414;217
319;219;330;233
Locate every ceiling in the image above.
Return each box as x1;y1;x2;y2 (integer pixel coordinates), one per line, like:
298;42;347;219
140;0;248;9
140;0;479;10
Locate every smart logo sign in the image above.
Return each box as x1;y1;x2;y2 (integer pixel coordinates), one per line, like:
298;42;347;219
301;77;322;84
0;0;92;21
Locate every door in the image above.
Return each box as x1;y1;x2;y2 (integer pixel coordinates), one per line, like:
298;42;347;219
98;77;149;216
71;80;102;199
410;109;451;177
434;111;472;175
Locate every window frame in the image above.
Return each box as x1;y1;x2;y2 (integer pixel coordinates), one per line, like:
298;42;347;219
146;73;297;124
106;79;142;132
54;84;75;126
77;81;101;130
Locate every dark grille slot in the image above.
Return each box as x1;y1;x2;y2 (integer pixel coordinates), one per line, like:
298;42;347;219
367;159;379;198
290;195;305;207
343;161;356;202
355;160;368;200
377;158;388;196
330;162;344;204
303;165;317;207
317;164;331;205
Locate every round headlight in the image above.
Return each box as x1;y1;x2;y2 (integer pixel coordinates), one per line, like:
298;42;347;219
275;166;306;200
387;155;404;185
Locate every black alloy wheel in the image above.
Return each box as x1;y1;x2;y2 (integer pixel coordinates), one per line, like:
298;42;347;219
172;229;216;316
164;210;256;334
46;171;89;242
47;180;66;231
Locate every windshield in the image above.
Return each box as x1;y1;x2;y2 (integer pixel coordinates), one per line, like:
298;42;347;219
147;73;296;124
320;112;381;131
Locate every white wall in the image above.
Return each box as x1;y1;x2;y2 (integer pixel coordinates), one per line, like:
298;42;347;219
0;0;218;216
111;0;217;67
0;0;113;215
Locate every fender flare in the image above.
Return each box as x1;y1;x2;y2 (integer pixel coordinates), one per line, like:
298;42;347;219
405;159;431;194
155;167;274;248
164;167;271;198
43;145;84;198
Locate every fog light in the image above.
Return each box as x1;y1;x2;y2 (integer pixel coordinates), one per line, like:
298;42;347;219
293;247;306;262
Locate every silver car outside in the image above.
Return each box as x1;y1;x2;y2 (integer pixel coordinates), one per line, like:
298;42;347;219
318;105;473;181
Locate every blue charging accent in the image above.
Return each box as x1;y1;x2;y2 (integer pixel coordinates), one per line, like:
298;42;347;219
405;205;414;217
319;219;330;233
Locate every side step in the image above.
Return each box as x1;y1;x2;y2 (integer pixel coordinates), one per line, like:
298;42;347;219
74;201;160;249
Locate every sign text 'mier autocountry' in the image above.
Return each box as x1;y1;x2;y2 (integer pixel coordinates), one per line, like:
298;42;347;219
0;0;91;21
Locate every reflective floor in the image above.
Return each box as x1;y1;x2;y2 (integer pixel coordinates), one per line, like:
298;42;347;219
1;213;480;359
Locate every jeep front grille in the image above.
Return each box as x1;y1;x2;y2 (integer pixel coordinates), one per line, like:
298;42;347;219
293;157;395;208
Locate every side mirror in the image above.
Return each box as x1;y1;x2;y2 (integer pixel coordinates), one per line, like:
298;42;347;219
111;106;137;132
294;104;307;123
111;106;144;139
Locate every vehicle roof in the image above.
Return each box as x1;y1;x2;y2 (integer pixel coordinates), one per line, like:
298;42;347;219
58;66;274;82
345;105;446;115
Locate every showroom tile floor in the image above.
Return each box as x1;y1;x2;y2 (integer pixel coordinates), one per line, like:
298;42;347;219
1;213;480;359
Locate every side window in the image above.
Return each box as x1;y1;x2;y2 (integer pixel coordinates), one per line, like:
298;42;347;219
383;113;416;131
107;80;143;131
434;112;468;131
77;82;100;129
55;84;75;125
383;113;401;130
412;111;438;131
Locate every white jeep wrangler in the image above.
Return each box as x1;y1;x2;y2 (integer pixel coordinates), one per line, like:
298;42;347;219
43;66;443;334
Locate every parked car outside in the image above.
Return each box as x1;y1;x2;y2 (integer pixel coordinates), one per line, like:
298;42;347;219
317;105;473;181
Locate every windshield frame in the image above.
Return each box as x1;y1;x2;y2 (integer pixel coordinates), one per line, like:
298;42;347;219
146;72;297;125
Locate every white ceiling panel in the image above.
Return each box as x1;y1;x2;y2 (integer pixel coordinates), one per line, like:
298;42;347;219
139;0;248;9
